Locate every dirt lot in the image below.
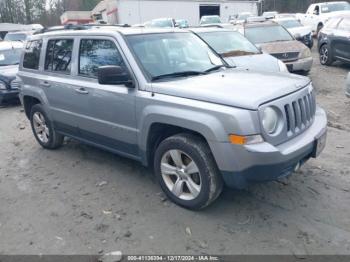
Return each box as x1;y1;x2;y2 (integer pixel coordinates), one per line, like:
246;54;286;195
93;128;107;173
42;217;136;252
0;46;350;256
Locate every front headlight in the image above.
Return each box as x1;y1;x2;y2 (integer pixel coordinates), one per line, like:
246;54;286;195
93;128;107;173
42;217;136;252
299;48;311;59
262;107;280;134
0;81;6;90
277;60;289;72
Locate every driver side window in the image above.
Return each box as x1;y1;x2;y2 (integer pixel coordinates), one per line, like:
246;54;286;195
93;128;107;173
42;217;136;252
79;39;125;78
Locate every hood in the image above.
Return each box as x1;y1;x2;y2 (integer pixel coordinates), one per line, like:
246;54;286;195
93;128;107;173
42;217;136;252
224;53;280;73
0;64;18;83
150;69;311;110
288;26;312;37
324;10;350;18
257;40;307;54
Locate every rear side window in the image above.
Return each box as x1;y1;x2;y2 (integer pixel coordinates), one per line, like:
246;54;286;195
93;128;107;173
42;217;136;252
45;39;74;73
23;40;42;70
79;39;125;78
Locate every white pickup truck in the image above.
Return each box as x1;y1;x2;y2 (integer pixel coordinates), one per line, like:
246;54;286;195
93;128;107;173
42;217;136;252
296;1;350;35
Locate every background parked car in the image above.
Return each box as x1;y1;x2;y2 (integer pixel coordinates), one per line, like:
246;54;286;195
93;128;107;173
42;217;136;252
190;27;288;73
0;41;23;105
144;18;176;28
200;15;222;26
229;12;253;24
236;21;313;74
4;31;33;42
175;19;189;28
346;72;350;98
297;1;350;35
262;11;279;19
318;15;350;66
273;18;313;48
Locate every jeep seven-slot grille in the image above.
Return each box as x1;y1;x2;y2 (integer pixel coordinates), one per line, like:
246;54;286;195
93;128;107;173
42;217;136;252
284;91;316;135
271;52;300;62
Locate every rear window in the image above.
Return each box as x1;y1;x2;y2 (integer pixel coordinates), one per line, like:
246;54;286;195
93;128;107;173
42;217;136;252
245;25;293;44
45;39;74;73
23;40;42;70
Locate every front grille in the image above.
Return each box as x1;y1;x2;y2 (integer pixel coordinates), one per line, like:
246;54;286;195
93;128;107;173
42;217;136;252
271;52;300;62
259;84;316;145
284;90;316;135
10;80;20;89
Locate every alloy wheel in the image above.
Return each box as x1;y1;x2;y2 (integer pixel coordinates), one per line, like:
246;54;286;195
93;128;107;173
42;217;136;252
160;149;201;201
320;46;329;65
32;112;50;143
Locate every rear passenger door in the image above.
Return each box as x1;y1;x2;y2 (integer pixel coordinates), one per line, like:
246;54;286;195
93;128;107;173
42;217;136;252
42;38;84;136
74;37;138;158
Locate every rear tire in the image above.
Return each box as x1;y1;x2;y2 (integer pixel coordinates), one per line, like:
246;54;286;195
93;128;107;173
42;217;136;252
30;104;64;149
319;44;333;66
154;133;223;210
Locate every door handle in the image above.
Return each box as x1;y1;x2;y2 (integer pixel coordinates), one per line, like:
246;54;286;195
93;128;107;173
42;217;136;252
75;87;89;94
41;81;51;87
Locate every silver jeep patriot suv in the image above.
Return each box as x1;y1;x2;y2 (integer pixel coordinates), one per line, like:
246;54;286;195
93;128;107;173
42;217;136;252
18;26;327;209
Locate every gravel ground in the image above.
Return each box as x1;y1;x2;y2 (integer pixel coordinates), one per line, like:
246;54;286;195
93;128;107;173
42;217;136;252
0;45;350;256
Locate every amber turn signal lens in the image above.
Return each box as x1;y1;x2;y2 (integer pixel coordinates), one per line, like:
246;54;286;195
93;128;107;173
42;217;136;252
229;135;246;145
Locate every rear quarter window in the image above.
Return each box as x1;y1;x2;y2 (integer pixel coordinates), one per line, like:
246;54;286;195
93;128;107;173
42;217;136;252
23;40;42;70
45;39;74;74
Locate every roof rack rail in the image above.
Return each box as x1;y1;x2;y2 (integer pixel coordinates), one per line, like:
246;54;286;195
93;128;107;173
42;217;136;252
33;23;131;35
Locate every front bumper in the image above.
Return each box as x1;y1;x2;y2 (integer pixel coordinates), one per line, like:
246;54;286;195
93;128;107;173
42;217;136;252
286;57;313;72
0;89;19;104
209;107;327;189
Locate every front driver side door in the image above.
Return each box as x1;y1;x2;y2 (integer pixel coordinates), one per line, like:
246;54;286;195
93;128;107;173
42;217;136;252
74;37;138;159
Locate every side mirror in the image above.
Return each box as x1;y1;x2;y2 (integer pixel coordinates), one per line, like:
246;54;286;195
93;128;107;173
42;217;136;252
313;10;319;15
97;66;134;87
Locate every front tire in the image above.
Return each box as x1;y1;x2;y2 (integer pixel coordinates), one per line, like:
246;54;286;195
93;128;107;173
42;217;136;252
319;44;333;66
30;104;64;149
154;133;223;210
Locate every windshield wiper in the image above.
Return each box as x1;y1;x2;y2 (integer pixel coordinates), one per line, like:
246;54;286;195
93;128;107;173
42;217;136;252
151;71;206;81
205;65;226;73
221;50;257;57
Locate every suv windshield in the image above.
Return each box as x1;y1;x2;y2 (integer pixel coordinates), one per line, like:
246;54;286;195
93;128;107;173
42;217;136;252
321;2;350;13
126;32;224;80
278;19;302;28
0;48;22;66
198;31;260;57
245;25;293;44
4;33;27;41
